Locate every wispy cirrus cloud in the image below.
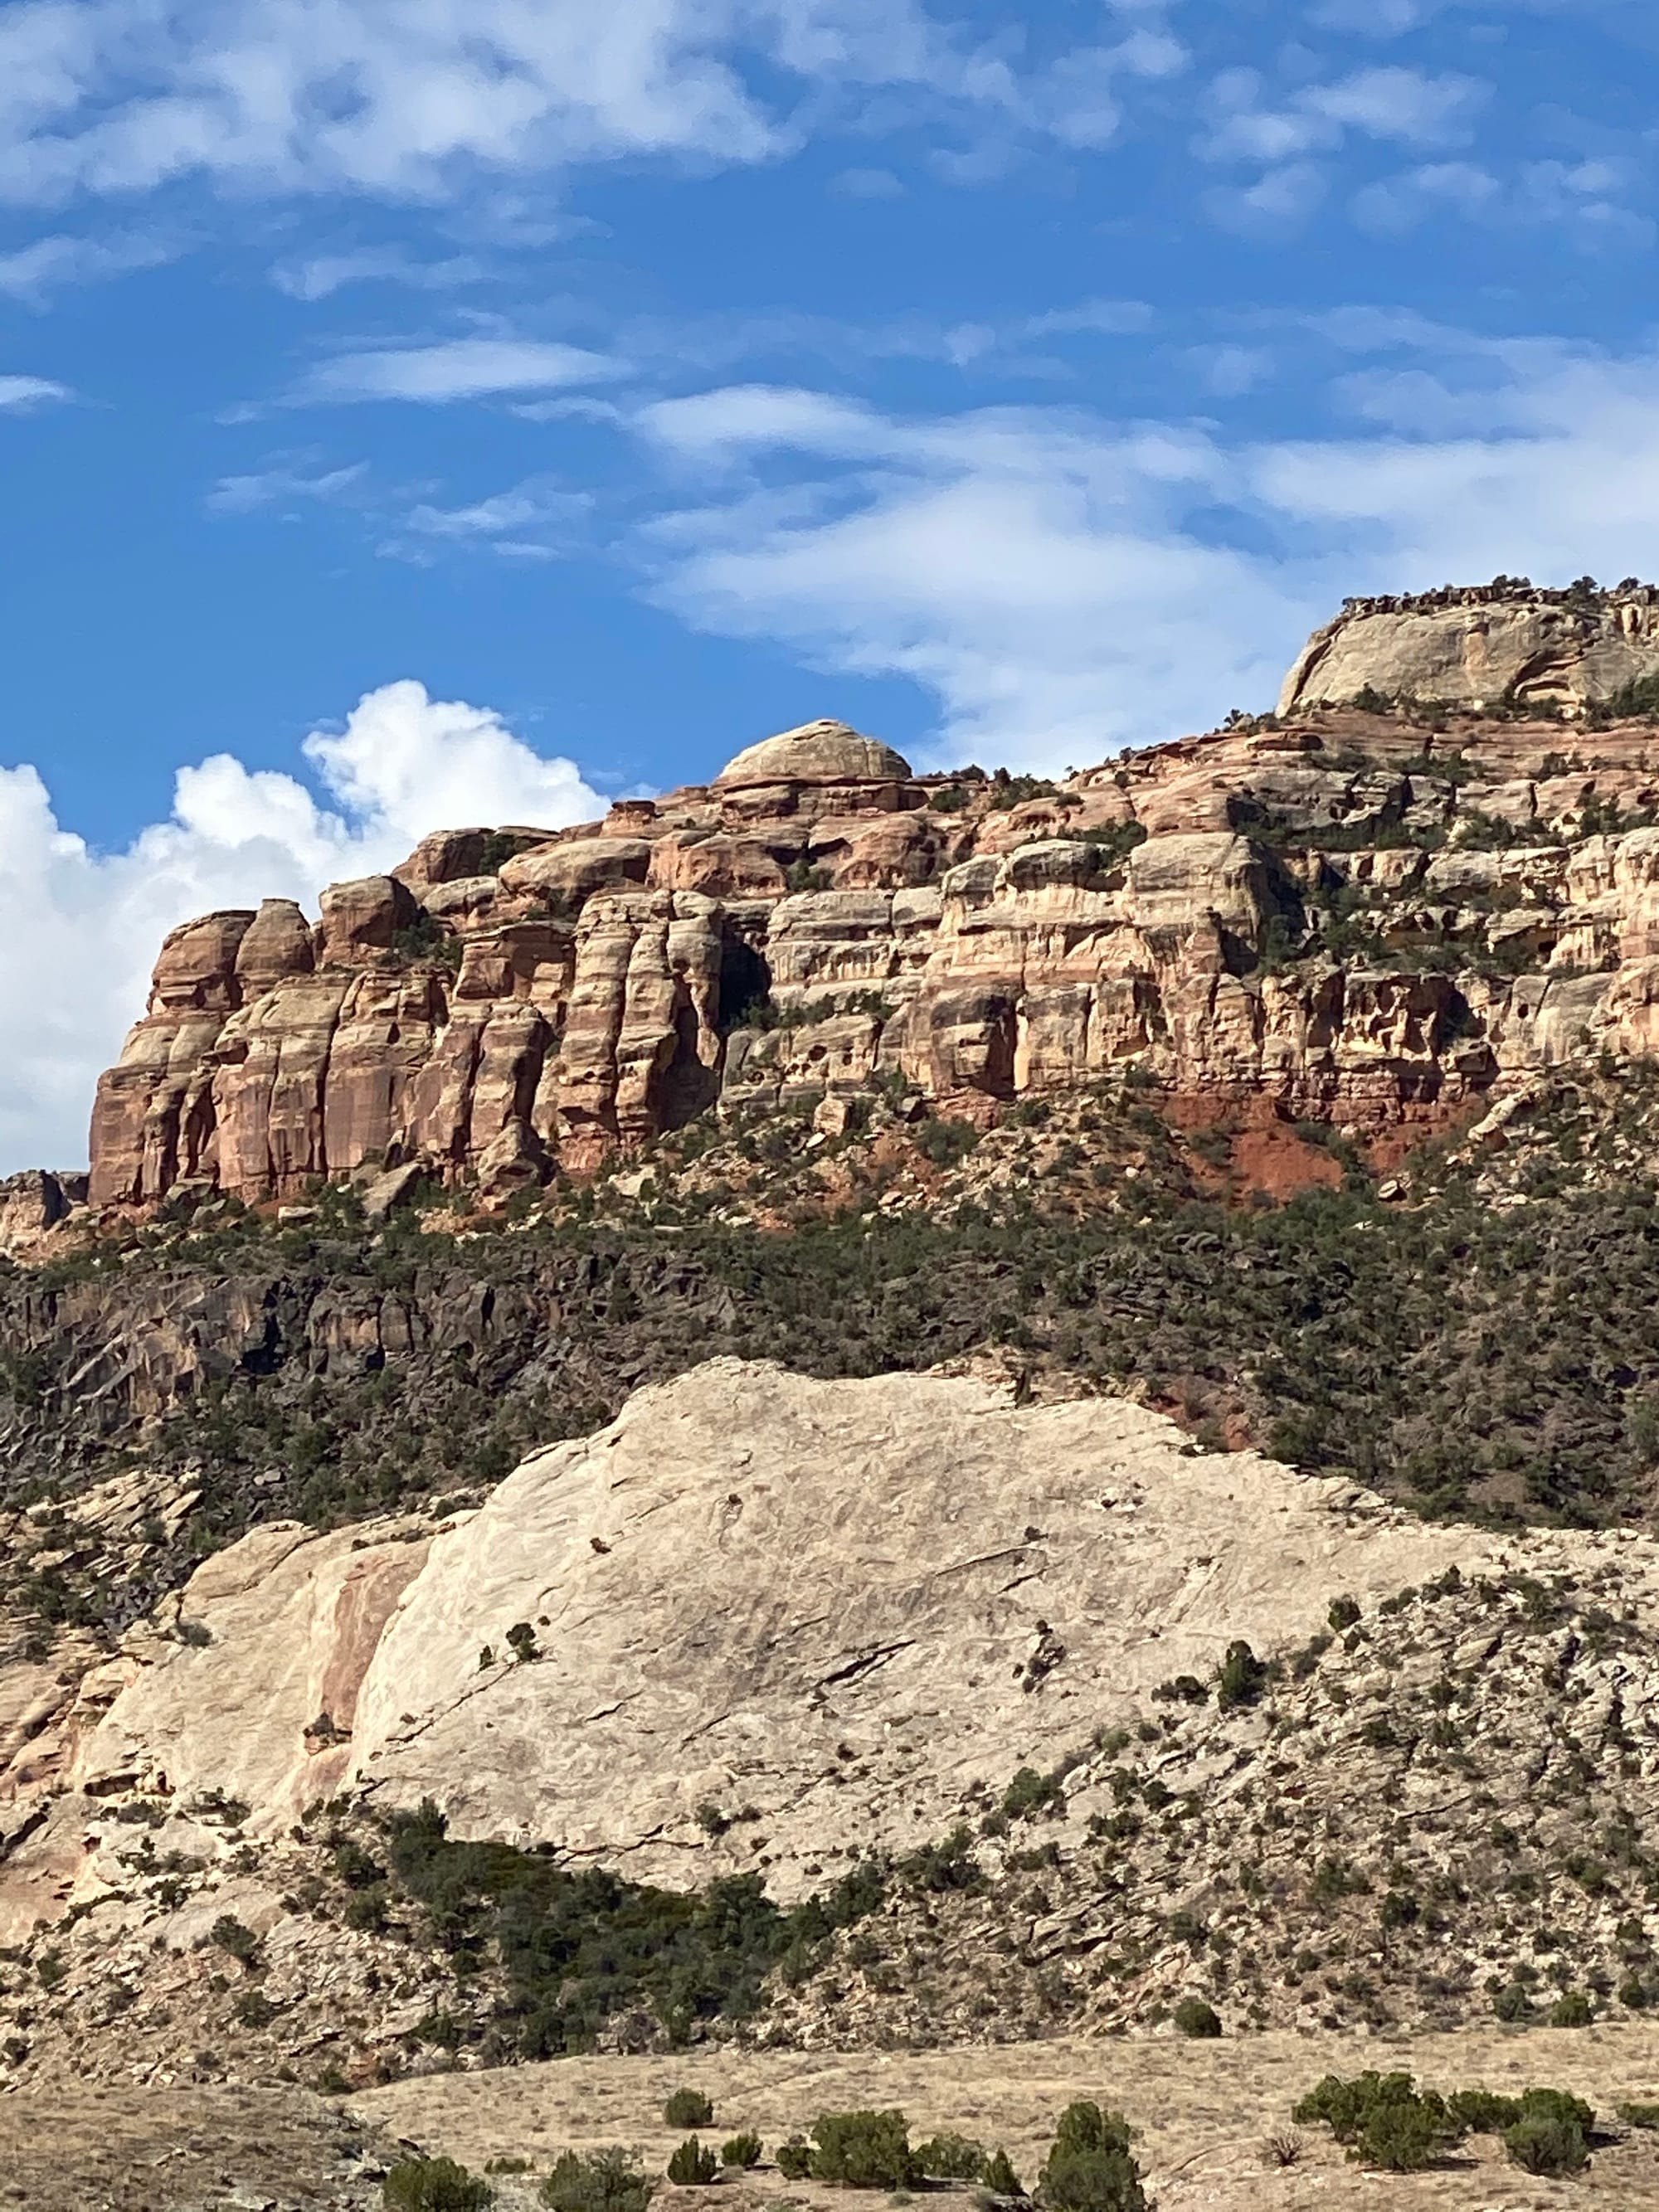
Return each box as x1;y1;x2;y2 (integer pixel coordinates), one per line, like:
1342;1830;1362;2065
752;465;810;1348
0;226;181;304
294;336;625;404
0;373;71;408
206;458;369;513
629;327;1659;771
269;248;492;301
381;476;593;563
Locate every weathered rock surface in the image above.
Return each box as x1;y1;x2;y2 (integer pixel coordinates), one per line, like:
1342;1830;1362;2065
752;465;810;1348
6;1357;1647;1938
6;1359;1659;2084
76;610;1659;1214
1280;581;1659;713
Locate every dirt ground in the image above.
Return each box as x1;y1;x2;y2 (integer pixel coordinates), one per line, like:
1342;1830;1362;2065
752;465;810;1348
354;2025;1659;2210
4;2027;1656;2209
0;2079;392;2210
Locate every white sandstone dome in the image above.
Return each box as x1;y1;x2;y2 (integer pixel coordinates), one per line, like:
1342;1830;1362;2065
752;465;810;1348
713;717;912;787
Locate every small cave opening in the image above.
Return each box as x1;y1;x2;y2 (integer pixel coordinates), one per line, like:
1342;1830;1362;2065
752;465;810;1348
717;936;773;1033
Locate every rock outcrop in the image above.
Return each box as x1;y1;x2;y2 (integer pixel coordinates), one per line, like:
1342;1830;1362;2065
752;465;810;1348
6;1359;1659;2081
2;1358;1636;1924
1279;580;1659;714
78;620;1659;1214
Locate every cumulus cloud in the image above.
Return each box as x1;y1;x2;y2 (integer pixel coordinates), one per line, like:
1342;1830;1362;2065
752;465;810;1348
0;681;601;1172
630;333;1659;773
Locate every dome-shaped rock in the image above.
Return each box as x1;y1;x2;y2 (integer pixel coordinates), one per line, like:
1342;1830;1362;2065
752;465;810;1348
713;717;912;787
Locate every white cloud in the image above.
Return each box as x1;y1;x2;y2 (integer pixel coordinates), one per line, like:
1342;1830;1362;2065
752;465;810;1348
0;226;179;303
1205;162;1327;236
0;680;602;1172
636;386;1316;772
830;167;903;198
1353;153;1653;246
1200;65;1486;163
1197;63;1490;231
297;336;625;404
1352;160;1501;233
206;459;368;513
630;335;1659;774
0;0;1185;208
0;373;70;407
382;475;593;562
270;247;491;301
1302;67;1486;146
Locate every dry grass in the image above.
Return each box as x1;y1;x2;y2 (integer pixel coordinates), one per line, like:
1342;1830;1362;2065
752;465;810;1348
0;2078;389;2210
354;2025;1659;2211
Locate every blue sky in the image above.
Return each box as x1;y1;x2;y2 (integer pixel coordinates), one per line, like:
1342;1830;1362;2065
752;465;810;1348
1;0;1657;1164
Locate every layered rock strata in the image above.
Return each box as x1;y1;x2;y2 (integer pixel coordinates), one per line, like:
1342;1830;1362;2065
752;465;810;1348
85;674;1659;1209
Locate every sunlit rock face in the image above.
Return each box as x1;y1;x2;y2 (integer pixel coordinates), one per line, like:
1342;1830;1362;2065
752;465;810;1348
82;632;1659;1207
1280;582;1659;716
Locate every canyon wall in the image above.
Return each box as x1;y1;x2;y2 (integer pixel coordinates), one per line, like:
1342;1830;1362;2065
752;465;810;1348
84;629;1659;1211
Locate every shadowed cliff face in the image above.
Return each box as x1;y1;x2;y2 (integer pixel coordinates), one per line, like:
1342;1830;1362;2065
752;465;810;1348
75;681;1659;1217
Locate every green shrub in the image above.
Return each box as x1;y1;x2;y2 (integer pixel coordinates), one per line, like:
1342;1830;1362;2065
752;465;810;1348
1038;2105;1145;2212
1549;1991;1594;2027
1292;2072;1411;2144
982;2148;1024;2196
1172;1996;1221;2039
1517;2088;1593;2133
1356;2100;1448;2173
232;1989;278;2029
666;2139;718;2186
209;1915;260;1966
1326;1595;1361;1631
1446;2090;1520;2133
915;2132;986;2180
1215;1641;1267;1710
809;2110;921;2188
1001;1767;1064;1820
719;2135;761;2170
1292;2073;1453;2170
383;2156;494;2212
1620;2101;1659;2130
775;2140;813;2181
1504;2113;1588;2176
1037;2150;1145;2212
1045;2106;1132;2165
1492;1982;1535;2022
541;2150;656;2212
664;2093;714;2130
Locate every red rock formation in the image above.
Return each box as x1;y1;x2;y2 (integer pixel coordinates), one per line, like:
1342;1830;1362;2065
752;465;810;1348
83;699;1659;1208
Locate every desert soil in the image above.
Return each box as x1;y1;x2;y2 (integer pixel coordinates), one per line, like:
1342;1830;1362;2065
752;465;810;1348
7;2026;1657;2209
354;2026;1659;2210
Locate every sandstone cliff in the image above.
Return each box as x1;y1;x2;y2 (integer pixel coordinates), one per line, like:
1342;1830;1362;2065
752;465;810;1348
78;683;1659;1213
1278;579;1659;713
